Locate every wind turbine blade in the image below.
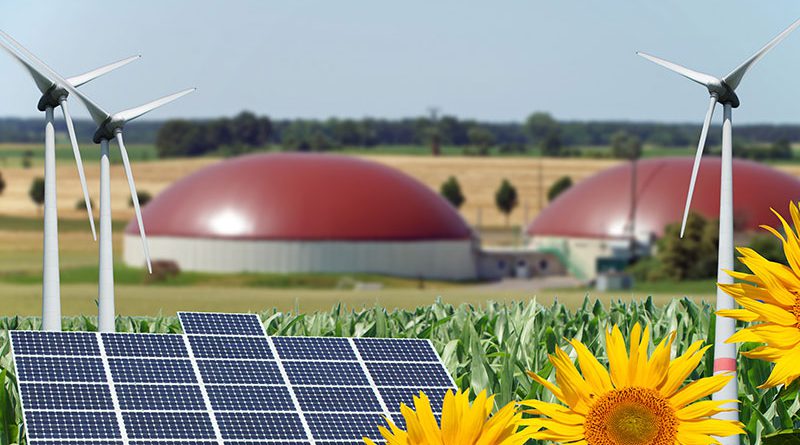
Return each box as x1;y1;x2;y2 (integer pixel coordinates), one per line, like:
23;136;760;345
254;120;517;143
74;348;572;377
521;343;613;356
113;88;196;123
60;99;97;241
723;17;800;90
680;96;718;238
637;52;719;87
66;55;141;88
115;132;152;273
0;30;112;125
0;34;54;93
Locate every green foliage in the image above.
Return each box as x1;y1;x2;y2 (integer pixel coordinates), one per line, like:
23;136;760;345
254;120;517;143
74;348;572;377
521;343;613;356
128;190;152;208
656;212;719;281
539;129;564;157
0;299;794;445
610;130;643;160
466;126;495;156
74;198;95;211
495;179;518;224
547;176;573;202
21;150;32;169
440;176;465;209
0;171;5;195
27;177;44;210
524;112;558;144
156;112;272;158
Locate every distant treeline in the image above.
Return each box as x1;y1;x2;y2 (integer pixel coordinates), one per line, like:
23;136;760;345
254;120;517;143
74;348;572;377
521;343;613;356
3;112;800;158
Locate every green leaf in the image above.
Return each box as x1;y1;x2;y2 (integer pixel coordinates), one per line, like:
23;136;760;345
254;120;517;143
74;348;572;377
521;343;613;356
764;430;800;445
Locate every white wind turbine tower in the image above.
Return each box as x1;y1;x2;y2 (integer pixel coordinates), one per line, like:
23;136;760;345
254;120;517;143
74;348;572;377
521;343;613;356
0;30;139;332
638;18;800;444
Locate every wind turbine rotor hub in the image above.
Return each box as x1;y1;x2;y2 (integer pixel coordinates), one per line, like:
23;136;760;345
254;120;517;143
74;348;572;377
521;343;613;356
713;81;740;108
92;118;120;144
36;85;68;111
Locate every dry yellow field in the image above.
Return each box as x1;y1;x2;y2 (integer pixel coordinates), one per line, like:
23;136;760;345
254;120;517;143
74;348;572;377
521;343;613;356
5;154;800;230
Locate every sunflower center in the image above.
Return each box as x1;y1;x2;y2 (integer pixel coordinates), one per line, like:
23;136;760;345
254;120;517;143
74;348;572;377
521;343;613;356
585;387;677;445
793;294;800;327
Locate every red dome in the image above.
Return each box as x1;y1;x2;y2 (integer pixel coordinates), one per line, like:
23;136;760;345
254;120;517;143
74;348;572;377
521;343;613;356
126;153;471;241
527;157;800;239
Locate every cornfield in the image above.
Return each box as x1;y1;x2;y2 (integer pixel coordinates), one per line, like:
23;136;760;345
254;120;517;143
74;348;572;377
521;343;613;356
0;297;796;445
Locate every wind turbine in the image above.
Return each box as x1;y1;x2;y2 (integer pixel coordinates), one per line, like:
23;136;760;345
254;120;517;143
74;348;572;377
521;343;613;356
0;30;138;331
638;18;800;444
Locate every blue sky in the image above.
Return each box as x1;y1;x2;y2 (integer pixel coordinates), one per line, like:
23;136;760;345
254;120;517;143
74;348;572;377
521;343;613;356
1;1;799;123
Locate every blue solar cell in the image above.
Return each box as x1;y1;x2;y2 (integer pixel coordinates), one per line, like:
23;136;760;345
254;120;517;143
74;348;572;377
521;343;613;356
354;338;439;362
366;362;452;387
224;442;316;445
379;387;452;413
108;358;196;384
273;337;356;361
11;331;99;357
26;411;120;439
115;384;206;411
179;312;264;336
305;413;387;441
189;335;273;359
16;357;106;382
387;412;441;432
29;441;123;445
21;383;113;410
295;387;382;413
197;359;284;384
206;384;294;411
216;412;307;440
101;333;188;358
123;411;216;439
284;361;369;386
128;442;217;445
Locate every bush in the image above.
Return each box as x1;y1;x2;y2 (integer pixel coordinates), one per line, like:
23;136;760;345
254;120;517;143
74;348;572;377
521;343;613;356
547;176;573;202
129;191;152;208
440;176;465;209
75;198;96;211
146;260;181;283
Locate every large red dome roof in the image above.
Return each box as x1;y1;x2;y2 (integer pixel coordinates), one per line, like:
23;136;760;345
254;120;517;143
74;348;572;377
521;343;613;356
527;157;800;239
126;153;472;241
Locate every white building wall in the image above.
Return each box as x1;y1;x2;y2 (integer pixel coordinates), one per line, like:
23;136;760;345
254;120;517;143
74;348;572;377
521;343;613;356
124;235;478;280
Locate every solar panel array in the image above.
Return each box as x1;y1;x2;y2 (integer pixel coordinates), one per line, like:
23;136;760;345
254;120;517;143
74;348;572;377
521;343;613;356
11;312;456;445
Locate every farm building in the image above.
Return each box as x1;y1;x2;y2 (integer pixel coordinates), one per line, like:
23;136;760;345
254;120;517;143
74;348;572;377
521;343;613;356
123;153;482;280
527;157;800;280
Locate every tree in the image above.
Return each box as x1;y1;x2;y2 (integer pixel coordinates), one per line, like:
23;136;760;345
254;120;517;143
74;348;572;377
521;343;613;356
0;171;5;196
29;177;45;214
540;129;563;157
22;150;33;169
129;190;153;207
524;112;558;145
467;126;495;156
769;139;793;160
610;131;643;160
657;212;718;280
440;176;465;209
495;179;518;225
75;197;96;211
231;111;271;147
547;176;573;202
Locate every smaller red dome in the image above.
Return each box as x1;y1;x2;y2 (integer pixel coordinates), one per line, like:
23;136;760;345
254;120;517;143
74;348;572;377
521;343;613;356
126;153;472;241
528;157;800;239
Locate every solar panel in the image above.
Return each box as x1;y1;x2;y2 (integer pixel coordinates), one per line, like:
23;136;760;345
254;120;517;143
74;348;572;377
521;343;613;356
10;312;455;445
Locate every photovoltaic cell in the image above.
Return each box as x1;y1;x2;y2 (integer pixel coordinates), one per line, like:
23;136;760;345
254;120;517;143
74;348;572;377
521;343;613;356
101;333;188;358
188;335;273;359
354;338;439;362
179;311;264;336
273;337;357;361
216;412;307;440
108;358;197;383
20;383;114;410
26;411;120;439
115;384;206;411
305;413;387;441
284;361;370;386
197;359;284;384
206;384;294;411
366;362;453;387
11;331;99;357
29;441;123;445
16;357;106;382
122;411;216;439
295;386;382;413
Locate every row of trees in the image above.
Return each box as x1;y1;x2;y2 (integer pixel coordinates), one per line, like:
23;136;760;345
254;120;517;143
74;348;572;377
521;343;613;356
438;175;574;224
148;111;800;159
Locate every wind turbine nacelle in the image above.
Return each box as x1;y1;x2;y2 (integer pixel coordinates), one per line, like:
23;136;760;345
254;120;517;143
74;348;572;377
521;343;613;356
92;119;124;144
36;84;68;111
709;81;740;108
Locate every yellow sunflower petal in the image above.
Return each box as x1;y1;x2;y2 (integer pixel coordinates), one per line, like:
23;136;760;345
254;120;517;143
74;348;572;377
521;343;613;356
669;374;733;409
759;346;800;388
661;342;710;397
569;338;613;393
726;323;800;349
606;325;630;387
736;297;797;327
716;308;759;323
679;418;745;437
675;400;738;420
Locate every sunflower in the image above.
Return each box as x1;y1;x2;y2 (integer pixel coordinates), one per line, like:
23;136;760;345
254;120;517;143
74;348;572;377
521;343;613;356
718;201;800;388
522;323;743;445
363;389;531;445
